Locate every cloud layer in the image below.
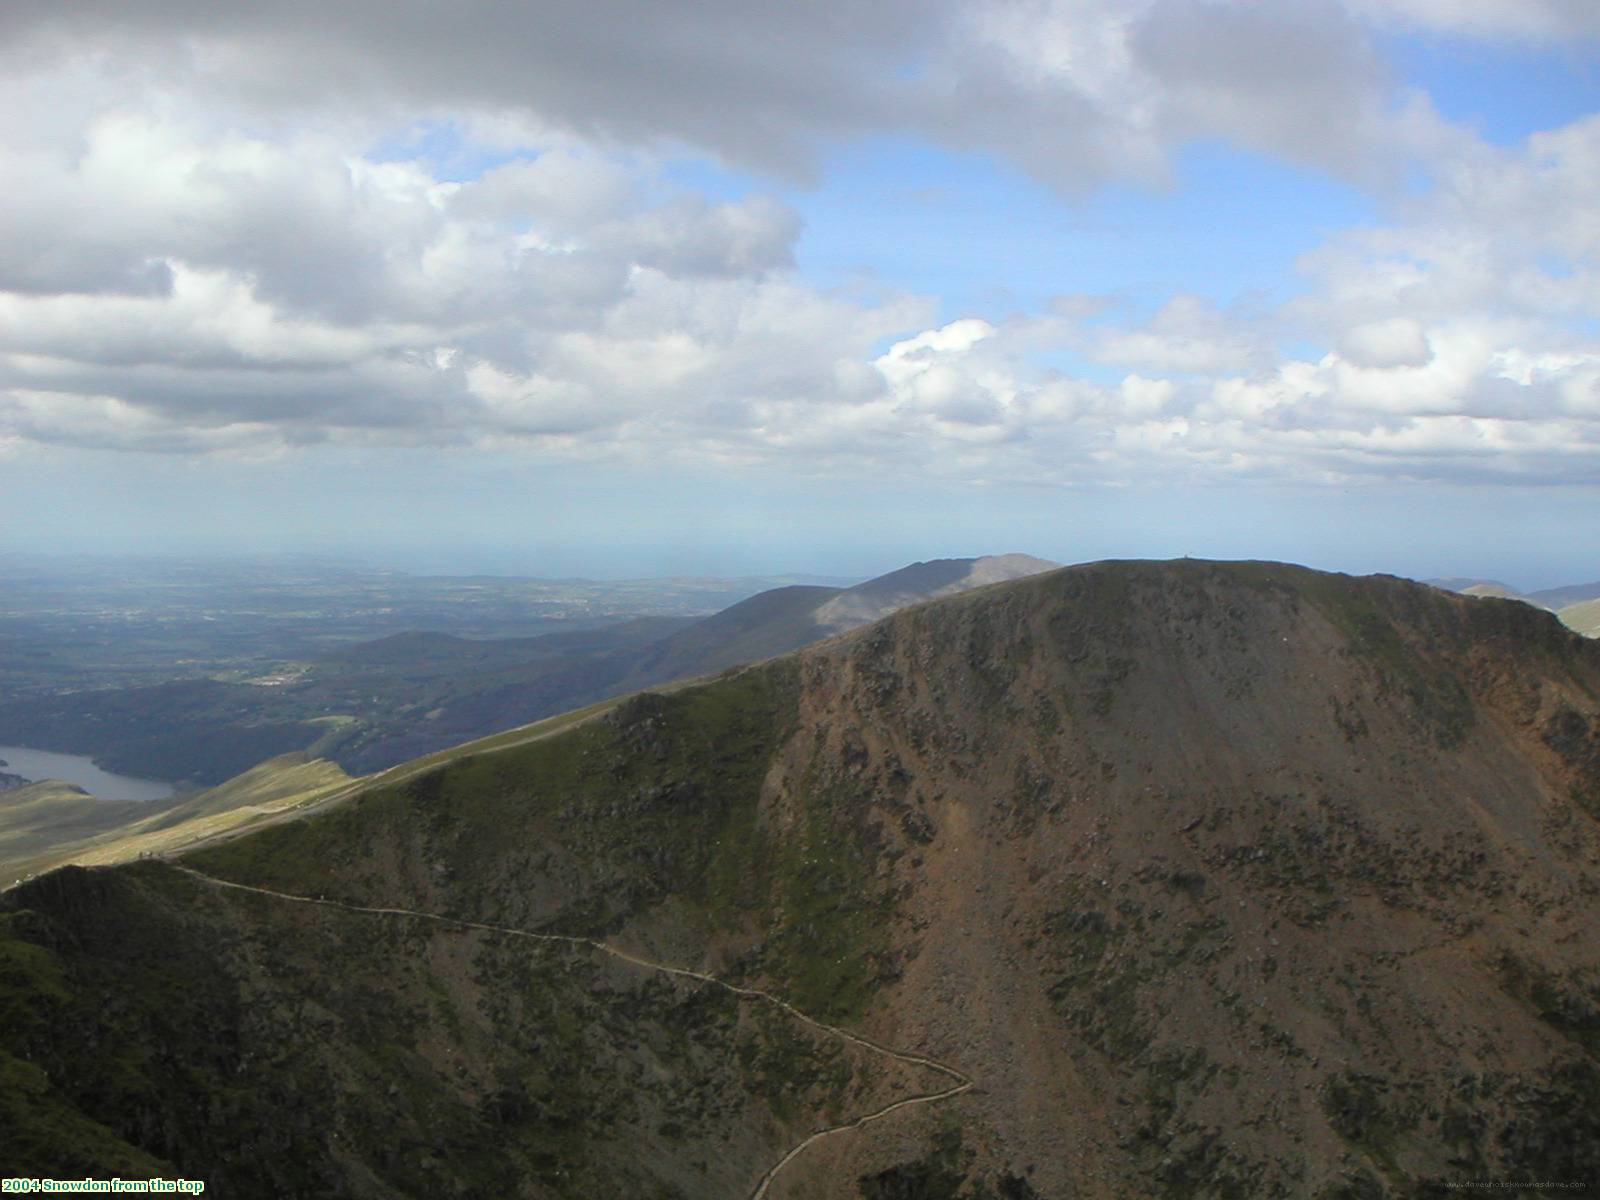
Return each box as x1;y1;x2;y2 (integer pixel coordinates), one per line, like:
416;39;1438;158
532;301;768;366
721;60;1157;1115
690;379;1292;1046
0;1;1596;486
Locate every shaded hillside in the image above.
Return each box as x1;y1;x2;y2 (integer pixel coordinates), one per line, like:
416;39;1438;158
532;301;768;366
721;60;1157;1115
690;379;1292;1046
6;560;1600;1197
620;585;844;685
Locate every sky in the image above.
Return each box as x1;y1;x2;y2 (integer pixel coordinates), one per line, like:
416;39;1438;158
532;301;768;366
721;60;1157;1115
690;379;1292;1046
1;1;1598;585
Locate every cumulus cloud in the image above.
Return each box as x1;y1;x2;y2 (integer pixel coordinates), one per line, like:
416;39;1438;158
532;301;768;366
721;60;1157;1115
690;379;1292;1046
0;1;1595;490
0;0;1455;192
1091;295;1269;375
1338;318;1433;369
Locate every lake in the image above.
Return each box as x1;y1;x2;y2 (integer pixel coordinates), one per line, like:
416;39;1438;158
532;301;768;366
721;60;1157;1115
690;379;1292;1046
0;745;177;801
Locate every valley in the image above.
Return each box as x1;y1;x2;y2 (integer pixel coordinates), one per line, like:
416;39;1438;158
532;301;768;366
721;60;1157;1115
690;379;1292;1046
0;555;1056;788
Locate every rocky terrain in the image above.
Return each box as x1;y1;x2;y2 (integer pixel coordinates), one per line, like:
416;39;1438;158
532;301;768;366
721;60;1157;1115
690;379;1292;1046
4;559;1599;1197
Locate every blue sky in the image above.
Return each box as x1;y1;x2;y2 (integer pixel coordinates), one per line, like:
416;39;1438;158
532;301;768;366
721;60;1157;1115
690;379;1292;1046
1;2;1597;584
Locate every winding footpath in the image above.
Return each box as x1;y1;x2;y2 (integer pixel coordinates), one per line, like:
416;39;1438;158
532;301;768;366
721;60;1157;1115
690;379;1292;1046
170;863;974;1199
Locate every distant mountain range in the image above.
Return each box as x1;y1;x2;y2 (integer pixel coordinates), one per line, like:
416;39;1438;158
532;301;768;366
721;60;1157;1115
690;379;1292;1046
5;559;1598;1194
621;553;1060;687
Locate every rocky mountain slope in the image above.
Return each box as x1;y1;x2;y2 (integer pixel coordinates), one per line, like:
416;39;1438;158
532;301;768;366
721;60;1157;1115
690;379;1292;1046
4;560;1599;1198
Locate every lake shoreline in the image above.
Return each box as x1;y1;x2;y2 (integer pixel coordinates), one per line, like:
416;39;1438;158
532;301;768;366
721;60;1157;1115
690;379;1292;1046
0;745;177;802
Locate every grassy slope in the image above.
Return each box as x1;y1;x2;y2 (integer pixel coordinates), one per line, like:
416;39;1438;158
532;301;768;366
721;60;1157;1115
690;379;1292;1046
2;754;352;879
188;662;894;1022
1560;597;1600;637
0;660;921;1195
0;784;153;882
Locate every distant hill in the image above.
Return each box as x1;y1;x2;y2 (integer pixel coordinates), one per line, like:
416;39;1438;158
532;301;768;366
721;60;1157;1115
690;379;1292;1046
0;780;148;884
619;584;845;684
1425;577;1544;606
811;553;1061;634
1424;576;1523;594
1560;597;1600;637
5;560;1599;1194
1460;581;1533;601
624;554;1060;688
1531;580;1600;608
326;555;1063;769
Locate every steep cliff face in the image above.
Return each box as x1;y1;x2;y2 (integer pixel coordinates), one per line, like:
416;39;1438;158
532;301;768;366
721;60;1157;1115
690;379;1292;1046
770;560;1600;1197
4;561;1600;1199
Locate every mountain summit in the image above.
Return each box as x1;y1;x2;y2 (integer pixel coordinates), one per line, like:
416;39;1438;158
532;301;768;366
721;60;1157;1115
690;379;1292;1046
4;559;1599;1196
625;553;1060;685
810;553;1062;634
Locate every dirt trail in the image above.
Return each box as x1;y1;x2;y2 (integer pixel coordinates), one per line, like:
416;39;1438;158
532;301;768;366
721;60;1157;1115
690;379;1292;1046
170;863;974;1199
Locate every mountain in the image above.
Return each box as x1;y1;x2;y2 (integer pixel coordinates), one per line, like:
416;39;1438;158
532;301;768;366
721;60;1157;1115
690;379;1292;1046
5;559;1599;1196
619;584;846;684
1530;580;1600;609
624;554;1061;688
1423;576;1600;638
810;553;1061;634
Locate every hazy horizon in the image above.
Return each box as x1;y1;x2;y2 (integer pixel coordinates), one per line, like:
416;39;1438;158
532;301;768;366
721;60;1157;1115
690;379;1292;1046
5;509;1596;595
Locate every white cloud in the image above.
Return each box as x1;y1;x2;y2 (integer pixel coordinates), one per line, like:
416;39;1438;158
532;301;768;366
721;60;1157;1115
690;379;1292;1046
0;2;1595;492
0;0;1468;194
1092;295;1266;374
1337;317;1432;369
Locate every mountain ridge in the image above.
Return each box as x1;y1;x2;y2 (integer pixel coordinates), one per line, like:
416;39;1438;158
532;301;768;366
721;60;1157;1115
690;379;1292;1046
4;558;1600;1196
